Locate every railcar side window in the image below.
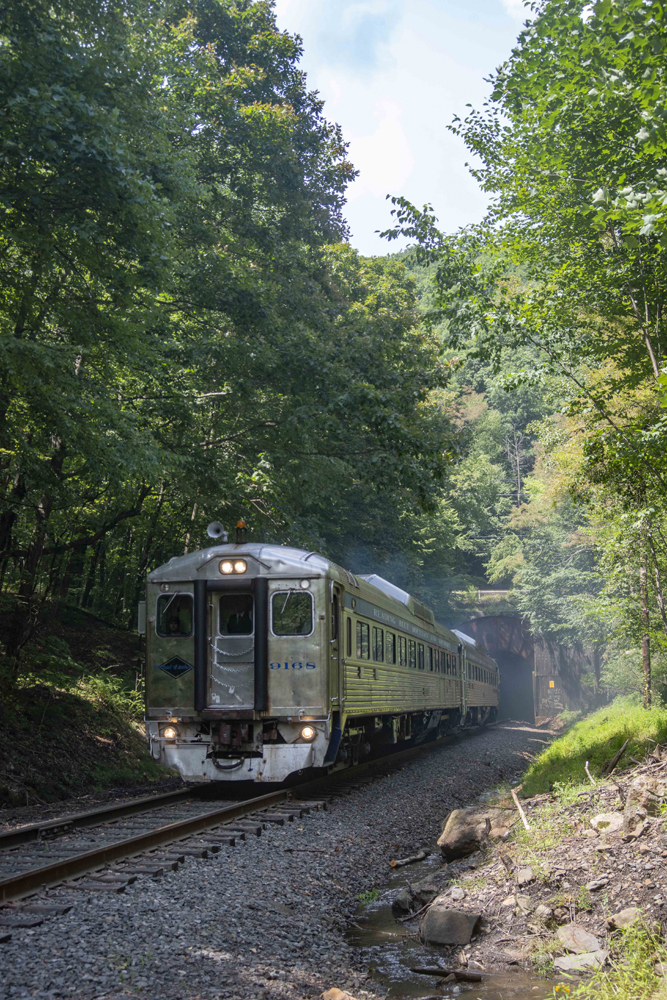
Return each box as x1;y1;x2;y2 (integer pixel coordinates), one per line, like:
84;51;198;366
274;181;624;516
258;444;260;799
356;621;370;659
408;639;416;669
346;617;352;656
271;591;313;636
386;632;396;664
399;636;407;667
428;647;434;672
372;627;384;662
417;643;424;670
156;593;193;637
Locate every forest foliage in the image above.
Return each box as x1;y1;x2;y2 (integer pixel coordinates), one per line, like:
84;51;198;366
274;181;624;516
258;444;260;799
0;0;461;674
384;0;667;704
5;0;667;712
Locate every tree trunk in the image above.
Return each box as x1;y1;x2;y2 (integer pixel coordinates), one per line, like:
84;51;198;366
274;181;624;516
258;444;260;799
592;646;601;694
81;540;103;608
640;539;651;709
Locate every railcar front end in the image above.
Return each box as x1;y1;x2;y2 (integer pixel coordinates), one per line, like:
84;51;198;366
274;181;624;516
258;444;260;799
143;544;335;782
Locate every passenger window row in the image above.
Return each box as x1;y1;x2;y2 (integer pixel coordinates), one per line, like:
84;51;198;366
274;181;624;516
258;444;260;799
349;620;462;675
467;663;497;686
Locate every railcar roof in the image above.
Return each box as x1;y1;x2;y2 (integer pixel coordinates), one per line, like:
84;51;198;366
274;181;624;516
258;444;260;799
148;543;497;668
148;543;332;581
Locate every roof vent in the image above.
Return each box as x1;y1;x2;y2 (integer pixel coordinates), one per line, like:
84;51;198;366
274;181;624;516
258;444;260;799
411;600;435;625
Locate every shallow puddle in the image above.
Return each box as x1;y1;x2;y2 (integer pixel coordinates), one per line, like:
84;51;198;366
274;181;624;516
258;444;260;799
348;852;553;1000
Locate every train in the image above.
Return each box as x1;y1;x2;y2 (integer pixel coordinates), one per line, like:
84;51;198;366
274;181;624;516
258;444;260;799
140;525;500;784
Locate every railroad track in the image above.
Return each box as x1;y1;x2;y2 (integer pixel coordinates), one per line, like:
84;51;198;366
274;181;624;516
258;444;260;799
0;722;496;930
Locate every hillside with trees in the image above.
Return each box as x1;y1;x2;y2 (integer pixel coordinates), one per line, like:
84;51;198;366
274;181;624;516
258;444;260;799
385;0;667;706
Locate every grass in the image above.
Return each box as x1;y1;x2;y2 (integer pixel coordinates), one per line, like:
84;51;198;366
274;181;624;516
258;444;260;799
522;698;667;795
556;923;667;999
357;888;381;904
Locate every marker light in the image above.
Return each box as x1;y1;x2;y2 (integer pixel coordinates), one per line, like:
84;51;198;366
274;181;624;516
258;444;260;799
300;725;316;741
220;560;234;574
299;579;310;589
163;726;178;739
234;560;247;574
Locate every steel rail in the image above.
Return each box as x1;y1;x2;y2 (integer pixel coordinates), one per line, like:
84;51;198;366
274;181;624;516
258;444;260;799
0;787;194;850
0;788;290;902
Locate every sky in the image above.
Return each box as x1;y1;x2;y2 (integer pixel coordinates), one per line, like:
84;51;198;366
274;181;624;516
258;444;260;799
273;0;530;255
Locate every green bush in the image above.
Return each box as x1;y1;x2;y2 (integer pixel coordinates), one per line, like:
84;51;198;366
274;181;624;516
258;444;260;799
522;698;667;794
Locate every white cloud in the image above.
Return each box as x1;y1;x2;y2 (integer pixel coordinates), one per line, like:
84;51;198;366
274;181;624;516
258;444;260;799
273;1;525;254
346;101;414;201
500;0;529;19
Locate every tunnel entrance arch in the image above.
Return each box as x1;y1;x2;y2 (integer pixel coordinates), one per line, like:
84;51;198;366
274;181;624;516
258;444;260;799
457;616;535;723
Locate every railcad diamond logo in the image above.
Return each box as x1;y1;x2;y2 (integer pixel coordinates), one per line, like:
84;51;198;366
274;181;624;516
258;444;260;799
156;656;193;679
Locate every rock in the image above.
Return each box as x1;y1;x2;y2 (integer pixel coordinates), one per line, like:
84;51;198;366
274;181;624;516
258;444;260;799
582;829;598;839
515;895;533;915
591;812;624;834
553;907;569;924
420;900;481;946
516;866;535;886
437;807;515;859
586;877;609;891
623;776;666;839
557;923;601;954
391;876;440;915
655;962;667;976
501;895;516;907
449;887;466;901
607;906;642;930
534;903;554;921
554;951;608;972
489;826;510;840
322;991;359;1000
391;886;413;915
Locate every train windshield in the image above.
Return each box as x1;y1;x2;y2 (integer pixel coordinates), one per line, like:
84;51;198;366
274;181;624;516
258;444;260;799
156;594;193;637
272;591;313;636
219;594;254;635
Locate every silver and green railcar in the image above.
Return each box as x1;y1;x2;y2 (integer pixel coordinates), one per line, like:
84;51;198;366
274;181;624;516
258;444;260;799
142;540;499;783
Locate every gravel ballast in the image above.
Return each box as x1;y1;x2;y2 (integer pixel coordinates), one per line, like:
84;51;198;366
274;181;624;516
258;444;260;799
0;723;550;1000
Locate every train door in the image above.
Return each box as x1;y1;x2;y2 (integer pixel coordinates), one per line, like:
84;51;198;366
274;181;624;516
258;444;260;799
208;588;255;710
330;583;342;705
460;649;467;720
324;582;344;766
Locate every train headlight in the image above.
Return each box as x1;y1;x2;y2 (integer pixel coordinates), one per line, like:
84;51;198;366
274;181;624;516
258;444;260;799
233;560;247;574
162;726;178;740
220;560;234;574
300;725;316;741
